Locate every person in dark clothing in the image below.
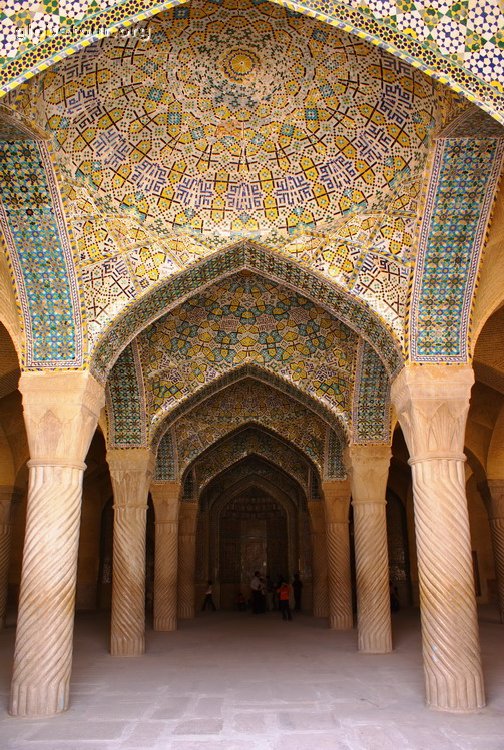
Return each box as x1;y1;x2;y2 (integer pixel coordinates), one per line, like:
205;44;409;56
292;572;303;612
202;580;217;611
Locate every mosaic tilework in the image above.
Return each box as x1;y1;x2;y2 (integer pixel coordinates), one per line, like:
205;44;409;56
106;340;147;446
91;242;403;381
409;135;504;361
0;0;502;123
171;378;330;475
151;362;345;448
193;426;311;492
325;428;346;478
7;0;438;353
154;428;177;480
201;455;305;506
0;139;82;367
352;339;391;442
138;272;358;424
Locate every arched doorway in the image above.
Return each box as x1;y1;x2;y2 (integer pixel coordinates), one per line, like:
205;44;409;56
195;455;312;610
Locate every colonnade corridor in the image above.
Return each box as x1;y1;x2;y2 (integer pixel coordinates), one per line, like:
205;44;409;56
0;606;504;749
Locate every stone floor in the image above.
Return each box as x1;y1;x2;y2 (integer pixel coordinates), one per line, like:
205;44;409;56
0;607;503;749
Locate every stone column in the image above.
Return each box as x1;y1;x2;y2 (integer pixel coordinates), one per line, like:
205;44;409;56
323;480;353;630
0;485;19;628
150;481;181;631
107;448;154;656
348;444;392;654
10;371;104;717
487;481;504;623
308;500;328;617
177;502;198;619
391;364;485;711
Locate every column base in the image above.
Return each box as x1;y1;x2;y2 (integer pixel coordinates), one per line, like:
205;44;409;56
153;616;177;631
329;615;353;630
358;635;392;654
110;635;145;656
10;679;69;717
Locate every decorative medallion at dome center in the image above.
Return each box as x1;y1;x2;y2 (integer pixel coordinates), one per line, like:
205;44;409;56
221;49;261;85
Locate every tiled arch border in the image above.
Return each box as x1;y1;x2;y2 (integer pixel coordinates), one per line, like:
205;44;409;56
92;242;403;383
185;423;319;492
1;0;503;124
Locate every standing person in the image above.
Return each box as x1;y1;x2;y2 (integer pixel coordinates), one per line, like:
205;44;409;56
292;572;303;612
277;578;292;621
250;571;263;614
201;580;217;611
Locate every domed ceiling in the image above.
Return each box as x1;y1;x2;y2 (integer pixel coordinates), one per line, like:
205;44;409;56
42;0;436;246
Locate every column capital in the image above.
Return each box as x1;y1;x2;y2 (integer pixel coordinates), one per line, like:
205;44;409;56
346;444;391;504
107;448;155;509
19;370;105;465
322;479;351;523
150;480;181;523
391;364;474;461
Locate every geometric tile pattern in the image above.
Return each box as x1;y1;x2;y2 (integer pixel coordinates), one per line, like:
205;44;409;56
150;362;345;446
192;426;312;493
106;340;147;447
2;0;441;355
325;428;346;479
91;242;403;381
171;378;330;476
409;134;504;361
154;429;177;481
352;339;391;442
0;0;503;124
138;272;358;424
0;139;82;367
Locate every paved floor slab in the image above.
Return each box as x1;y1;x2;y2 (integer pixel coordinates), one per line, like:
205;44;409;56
0;607;503;749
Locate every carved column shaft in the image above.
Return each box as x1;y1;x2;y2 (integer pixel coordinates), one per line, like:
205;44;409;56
108;449;154;657
0;485;17;628
177;503;198;619
348;445;392;654
487;481;504;624
10;372;104;717
151;481;180;631
392;364;485;712
308;500;328;618
323;481;352;630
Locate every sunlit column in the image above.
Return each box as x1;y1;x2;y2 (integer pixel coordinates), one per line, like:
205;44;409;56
10;372;104;717
392;364;485;711
348;444;392;654
108;448;154;656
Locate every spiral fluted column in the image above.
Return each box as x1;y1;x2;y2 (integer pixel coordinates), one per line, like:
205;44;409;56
151;481;181;631
0;486;18;628
308;500;328;617
348;445;392;654
487;481;504;623
177;503;198;619
392;364;485;712
323;480;352;630
10;372;104;717
108;449;154;656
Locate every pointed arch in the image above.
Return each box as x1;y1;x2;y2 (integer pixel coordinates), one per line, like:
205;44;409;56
92;242;402;381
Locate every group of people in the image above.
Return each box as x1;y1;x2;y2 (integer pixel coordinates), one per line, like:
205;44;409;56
201;572;304;619
249;571;303;620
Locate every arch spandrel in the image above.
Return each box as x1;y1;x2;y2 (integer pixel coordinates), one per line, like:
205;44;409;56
1;0;502;123
91;243;403;381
